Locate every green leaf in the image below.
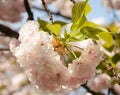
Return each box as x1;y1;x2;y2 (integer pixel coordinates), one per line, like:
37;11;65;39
107;22;120;33
105;54;116;68
46;24;61;36
64;29;70;39
73;32;86;40
97;54;116;77
67;36;79;42
112;53;120;63
71;15;87;32
80;21;98;30
97;61;113;77
37;18;49;31
72;0;91;23
53;21;67;26
81;27;101;40
71;0;91;31
99;32;114;51
70;31;86;40
114;33;120;48
63;28;86;42
38;18;65;36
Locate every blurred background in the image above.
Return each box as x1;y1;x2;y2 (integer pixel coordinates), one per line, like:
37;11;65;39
0;0;120;95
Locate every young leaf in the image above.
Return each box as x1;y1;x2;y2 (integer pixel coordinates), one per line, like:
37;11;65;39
99;32;114;51
72;0;90;23
64;29;70;39
81;27;99;40
107;22;120;33
112;53;120;63
53;21;67;26
80;21;98;30
71;15;87;32
37;18;49;31
46;24;61;36
71;0;91;32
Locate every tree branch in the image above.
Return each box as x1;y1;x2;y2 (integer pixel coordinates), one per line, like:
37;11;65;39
102;56;120;84
0;48;9;51
82;84;105;95
32;6;71;20
41;0;53;23
70;0;75;4
109;88;119;95
0;24;19;38
24;0;34;20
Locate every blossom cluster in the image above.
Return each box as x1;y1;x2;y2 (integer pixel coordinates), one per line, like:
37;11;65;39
87;73;111;92
10;21;103;93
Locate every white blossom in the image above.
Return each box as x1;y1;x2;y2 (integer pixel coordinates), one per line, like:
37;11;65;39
87;73;111;92
67;43;103;88
10;21;103;93
113;83;120;94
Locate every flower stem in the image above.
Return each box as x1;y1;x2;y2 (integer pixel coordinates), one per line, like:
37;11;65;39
66;46;77;59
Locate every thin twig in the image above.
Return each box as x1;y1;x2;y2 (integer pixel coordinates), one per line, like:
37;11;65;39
102;56;120;83
0;24;19;38
41;0;53;23
32;6;71;19
24;0;34;20
0;48;9;51
0;33;6;36
108;88;111;95
82;84;105;95
70;0;75;4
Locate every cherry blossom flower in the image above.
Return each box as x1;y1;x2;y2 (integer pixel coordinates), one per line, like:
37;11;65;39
67;42;103;88
116;61;120;70
11;73;28;90
53;0;82;17
10;21;103;93
0;0;25;22
87;73;111;92
59;0;73;17
102;0;120;10
113;83;120;94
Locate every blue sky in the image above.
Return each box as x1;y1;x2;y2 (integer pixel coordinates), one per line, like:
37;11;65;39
88;0;114;24
10;0;115;30
32;0;114;24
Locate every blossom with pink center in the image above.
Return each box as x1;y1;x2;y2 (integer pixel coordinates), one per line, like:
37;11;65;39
10;21;103;93
87;73;111;92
